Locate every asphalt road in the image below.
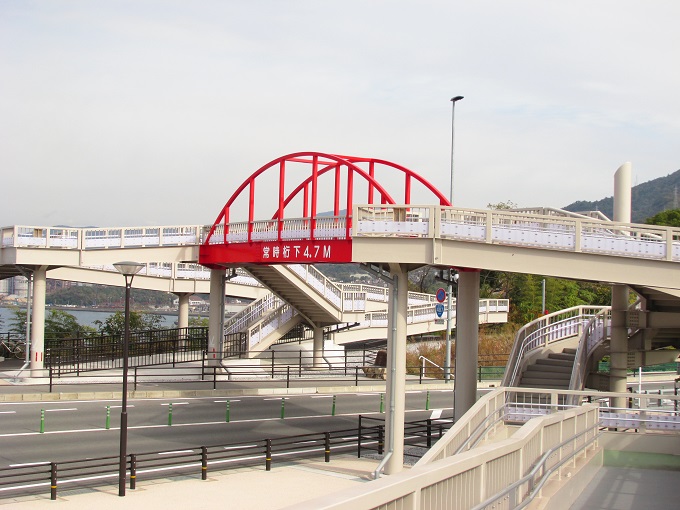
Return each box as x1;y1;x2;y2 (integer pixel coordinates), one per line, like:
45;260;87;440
0;389;458;467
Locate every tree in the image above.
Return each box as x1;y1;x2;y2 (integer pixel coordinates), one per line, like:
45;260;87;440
8;308;27;336
645;209;680;227
189;316;209;328
487;200;518;210
93;311;164;336
44;309;97;339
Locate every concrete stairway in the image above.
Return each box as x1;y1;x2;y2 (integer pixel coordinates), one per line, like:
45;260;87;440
518;348;576;389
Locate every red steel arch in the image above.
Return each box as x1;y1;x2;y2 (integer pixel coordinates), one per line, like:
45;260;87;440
200;151;449;266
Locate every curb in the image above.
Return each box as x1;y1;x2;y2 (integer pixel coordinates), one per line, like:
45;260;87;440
0;381;490;402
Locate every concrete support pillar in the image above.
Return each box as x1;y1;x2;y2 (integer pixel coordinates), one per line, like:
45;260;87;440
610;162;632;407
313;326;324;368
385;264;408;475
176;293;191;330
454;269;481;421
175;293;191;347
208;269;226;364
30;266;47;375
610;286;629;407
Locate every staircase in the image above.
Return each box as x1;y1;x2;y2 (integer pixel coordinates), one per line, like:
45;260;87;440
518;348;576;389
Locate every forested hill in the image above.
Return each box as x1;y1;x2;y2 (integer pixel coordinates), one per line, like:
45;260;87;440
563;168;680;223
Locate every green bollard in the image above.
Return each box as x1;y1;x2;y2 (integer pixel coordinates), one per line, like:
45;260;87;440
426;390;430;411
225;400;230;423
168;403;173;426
40;409;45;434
380;394;384;413
332;395;337;416
105;405;110;430
280;398;285;419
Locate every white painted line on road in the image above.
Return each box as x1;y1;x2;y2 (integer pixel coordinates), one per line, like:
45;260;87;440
406;391;422;394
0;411;16;414
0;407;453;438
429;409;443;420
158;450;194;455
9;461;50;467
44;408;78;412
214;400;241;403
160;402;189;406
311;395;334;398
263;397;289;401
350;393;378;396
106;405;135;409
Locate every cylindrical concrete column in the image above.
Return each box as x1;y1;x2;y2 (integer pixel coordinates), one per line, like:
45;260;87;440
385;264;408;475
208;269;226;364
176;293;191;347
176;293;191;330
30;267;47;375
312;326;324;368
611;162;632;407
454;269;481;421
614;162;632;221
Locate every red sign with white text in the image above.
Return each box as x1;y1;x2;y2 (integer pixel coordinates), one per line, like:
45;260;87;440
199;239;353;267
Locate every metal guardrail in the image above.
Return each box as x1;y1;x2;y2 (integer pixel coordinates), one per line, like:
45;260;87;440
0;417;452;500
45;327;209;375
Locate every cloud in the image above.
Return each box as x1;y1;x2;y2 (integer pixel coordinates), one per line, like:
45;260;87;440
1;1;678;227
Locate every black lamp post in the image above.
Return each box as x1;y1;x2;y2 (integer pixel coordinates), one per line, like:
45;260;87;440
113;261;145;497
445;95;464;382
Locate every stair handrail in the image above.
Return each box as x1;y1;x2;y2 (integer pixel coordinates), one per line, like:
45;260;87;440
247;302;298;348
569;307;611;396
502;305;608;388
287;264;345;309
224;293;283;334
569;296;641;394
418;355;444;375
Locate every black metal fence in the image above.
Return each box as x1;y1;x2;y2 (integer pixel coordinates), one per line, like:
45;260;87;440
0;416;453;500
45;327;208;375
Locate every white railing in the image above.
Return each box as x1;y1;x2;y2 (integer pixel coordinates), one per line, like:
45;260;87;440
354;205;680;263
1;224;204;250
295;387;607;510
569;308;611;394
247;303;298;348
225;293;283;335
502;306;609;388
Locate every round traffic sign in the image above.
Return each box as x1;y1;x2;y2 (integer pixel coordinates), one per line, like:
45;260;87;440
436;288;447;303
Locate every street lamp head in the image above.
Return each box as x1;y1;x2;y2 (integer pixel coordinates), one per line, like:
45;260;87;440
113;261;145;277
451;95;464;102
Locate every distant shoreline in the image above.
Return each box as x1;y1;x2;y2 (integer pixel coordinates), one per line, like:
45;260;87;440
0;304;208;318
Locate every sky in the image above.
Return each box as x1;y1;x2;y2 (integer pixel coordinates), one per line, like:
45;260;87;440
1;1;679;227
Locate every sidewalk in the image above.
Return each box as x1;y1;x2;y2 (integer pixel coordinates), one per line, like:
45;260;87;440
0;455;381;509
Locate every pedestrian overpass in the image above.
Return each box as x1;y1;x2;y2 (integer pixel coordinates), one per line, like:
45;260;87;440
2;151;680;506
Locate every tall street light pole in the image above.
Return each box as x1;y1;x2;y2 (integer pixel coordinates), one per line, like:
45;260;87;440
445;95;464;382
114;261;145;497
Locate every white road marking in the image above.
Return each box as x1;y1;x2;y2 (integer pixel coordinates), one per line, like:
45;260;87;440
214;400;241;403
161;402;189;406
44;408;77;412
429;409;443;419
106;405;135;409
0;411;17;414
263;397;289;401
311;395;334;398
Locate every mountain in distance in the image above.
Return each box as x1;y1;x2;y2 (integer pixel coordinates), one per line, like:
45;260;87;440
563;168;680;223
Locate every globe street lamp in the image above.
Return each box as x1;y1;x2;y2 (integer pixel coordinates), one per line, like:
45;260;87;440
113;261;145;497
445;96;463;382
